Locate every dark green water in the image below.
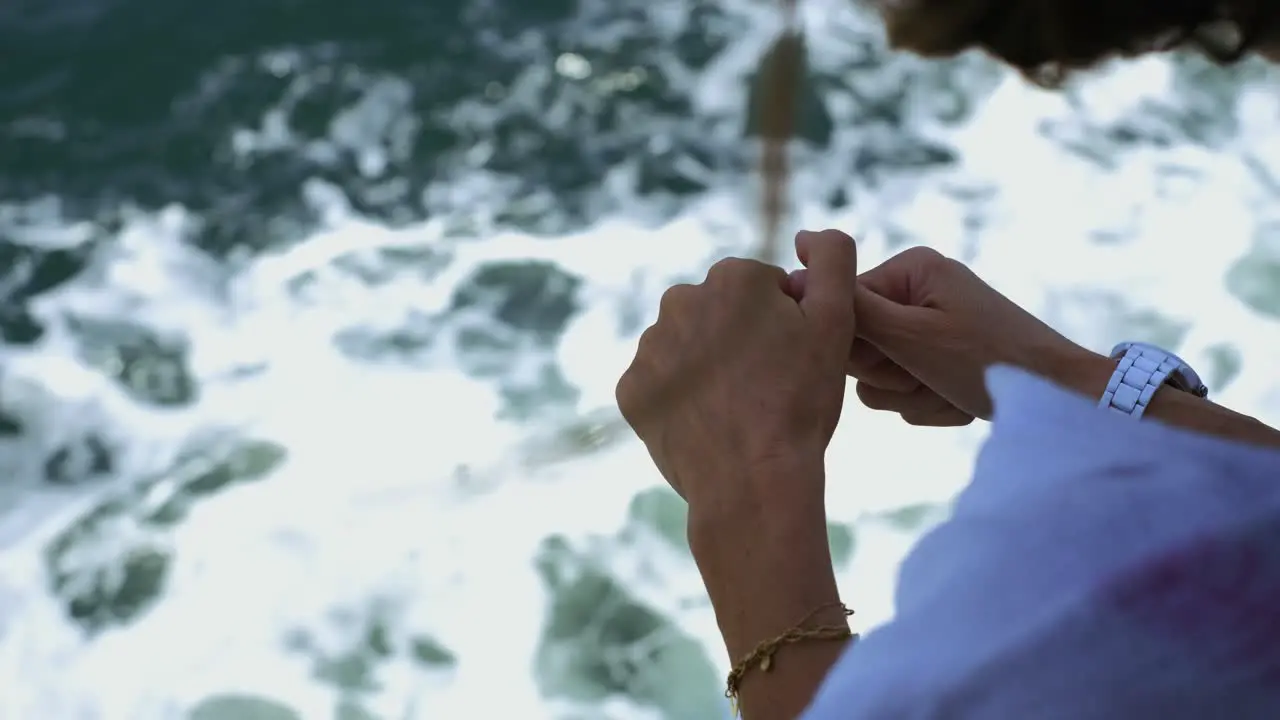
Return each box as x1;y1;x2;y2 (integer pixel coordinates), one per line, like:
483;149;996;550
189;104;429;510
0;0;979;346
2;0;754;253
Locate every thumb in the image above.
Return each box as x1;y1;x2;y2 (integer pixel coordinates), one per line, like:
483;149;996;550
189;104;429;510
795;229;858;342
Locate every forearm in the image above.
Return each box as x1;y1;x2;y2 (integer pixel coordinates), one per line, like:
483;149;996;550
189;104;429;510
688;458;850;720
1049;348;1280;449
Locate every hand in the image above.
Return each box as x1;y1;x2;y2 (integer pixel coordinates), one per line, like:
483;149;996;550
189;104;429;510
791;246;1098;424
617;230;859;718
617;231;863;719
616;229;858;524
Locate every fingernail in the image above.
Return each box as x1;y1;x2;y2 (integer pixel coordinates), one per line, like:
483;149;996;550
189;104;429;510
786;269;807;299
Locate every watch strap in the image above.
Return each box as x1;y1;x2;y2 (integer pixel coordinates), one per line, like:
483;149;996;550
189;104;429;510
1098;345;1182;419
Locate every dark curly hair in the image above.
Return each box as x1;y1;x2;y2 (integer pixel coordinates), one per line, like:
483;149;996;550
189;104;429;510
871;0;1280;85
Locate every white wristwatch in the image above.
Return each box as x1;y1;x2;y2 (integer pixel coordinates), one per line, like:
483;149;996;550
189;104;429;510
1097;342;1208;419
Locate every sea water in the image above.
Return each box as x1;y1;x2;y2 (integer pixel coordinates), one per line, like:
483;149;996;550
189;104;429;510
2;0;1280;718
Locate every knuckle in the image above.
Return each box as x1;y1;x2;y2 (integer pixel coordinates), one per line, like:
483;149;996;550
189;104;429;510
634;323;662;359
902;245;946;267
905;245;966;280
706;256;773;283
706;256;749;281
658;283;695;316
615;369;639;419
614;368;632;406
616;348;654;422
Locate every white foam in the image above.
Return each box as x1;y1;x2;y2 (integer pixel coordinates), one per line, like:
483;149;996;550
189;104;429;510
2;2;1280;718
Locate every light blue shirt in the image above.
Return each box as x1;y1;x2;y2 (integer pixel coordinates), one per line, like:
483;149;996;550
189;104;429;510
801;365;1280;720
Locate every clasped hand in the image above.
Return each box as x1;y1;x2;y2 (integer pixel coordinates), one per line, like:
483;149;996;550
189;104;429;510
615;230;857;533
617;230;1093;538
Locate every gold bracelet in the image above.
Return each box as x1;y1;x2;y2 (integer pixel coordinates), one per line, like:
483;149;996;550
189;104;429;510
725;601;858;717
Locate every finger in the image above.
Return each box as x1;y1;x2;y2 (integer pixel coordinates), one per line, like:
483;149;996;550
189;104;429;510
853;246;951;348
853;283;939;359
904;405;975;427
763;262;791;293
855;381;906;412
846;337;882;373
856;383;973;427
847;339;920;393
855;382;949;416
856;245;945;304
795;229;858;342
857;259;911;304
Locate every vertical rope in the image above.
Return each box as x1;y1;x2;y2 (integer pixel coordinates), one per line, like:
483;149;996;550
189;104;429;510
754;0;803;262
610;1;810;505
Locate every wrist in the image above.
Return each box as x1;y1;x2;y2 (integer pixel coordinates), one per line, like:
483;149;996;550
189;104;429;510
685;451;827;574
700;528;844;663
1037;344;1280;448
685;454;839;660
1038;342;1117;401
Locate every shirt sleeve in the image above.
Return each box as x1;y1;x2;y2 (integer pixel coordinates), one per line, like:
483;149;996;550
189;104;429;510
800;365;1280;720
